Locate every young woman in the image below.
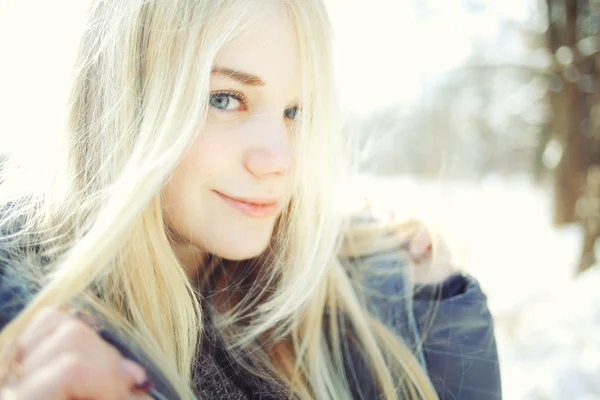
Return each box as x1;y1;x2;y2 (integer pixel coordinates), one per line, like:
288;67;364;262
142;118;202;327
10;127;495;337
0;1;501;399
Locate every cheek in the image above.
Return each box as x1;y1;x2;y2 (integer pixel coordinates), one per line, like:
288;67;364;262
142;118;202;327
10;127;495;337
161;128;244;234
185;121;254;179
161;136;217;225
185;133;231;180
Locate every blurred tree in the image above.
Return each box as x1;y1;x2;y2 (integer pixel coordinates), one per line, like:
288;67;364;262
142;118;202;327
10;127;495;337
571;0;600;273
541;0;600;273
545;0;587;227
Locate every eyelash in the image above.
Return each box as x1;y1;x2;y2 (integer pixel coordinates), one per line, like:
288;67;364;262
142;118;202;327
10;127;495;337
210;90;247;111
209;90;300;120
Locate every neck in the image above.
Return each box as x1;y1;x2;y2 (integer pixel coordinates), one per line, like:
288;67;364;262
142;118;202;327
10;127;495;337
169;240;211;281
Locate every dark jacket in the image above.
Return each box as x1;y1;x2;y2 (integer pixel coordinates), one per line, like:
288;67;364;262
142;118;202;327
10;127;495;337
0;228;501;399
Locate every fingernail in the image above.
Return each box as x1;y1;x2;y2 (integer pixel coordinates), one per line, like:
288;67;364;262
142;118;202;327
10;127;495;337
411;237;431;255
134;378;155;393
120;359;147;384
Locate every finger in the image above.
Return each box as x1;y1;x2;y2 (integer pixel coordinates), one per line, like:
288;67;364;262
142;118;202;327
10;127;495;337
21;318;115;376
426;229;452;260
17;354;125;400
22;319;146;395
410;227;433;259
18;307;71;359
431;234;452;266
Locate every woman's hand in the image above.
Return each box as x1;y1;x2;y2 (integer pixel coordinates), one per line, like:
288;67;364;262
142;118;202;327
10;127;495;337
0;307;152;400
401;220;455;285
350;197;457;285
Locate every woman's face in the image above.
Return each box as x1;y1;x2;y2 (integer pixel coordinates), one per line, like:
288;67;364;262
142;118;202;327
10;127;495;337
162;4;300;275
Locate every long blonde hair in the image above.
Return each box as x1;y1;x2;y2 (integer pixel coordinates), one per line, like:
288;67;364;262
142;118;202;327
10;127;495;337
0;1;438;399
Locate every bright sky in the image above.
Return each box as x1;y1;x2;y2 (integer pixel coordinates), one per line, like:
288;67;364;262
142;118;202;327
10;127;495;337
0;1;90;154
0;0;533;152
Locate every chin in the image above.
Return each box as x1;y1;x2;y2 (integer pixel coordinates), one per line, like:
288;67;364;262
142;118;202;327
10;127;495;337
210;238;271;261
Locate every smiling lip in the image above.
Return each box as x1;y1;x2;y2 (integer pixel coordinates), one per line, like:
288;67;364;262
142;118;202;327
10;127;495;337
214;191;279;218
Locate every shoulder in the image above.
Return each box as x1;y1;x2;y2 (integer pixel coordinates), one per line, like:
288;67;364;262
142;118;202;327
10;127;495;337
0;206;38;331
0;275;38;339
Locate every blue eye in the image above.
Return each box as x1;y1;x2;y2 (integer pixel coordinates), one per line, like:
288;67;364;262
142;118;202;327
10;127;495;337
209;92;245;111
284;106;299;120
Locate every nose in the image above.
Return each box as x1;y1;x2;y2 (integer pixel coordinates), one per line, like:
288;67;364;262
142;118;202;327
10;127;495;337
244;116;293;178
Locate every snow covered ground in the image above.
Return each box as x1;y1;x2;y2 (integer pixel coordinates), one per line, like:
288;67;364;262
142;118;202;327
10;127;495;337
346;174;599;399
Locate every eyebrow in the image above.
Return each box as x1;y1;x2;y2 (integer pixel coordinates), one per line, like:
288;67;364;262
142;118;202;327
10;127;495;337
211;67;265;86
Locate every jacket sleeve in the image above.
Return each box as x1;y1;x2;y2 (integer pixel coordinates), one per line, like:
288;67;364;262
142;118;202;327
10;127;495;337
0;269;33;331
0;249;37;331
413;274;502;400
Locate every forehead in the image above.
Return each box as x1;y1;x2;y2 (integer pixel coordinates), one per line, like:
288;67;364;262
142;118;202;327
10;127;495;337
214;5;301;91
